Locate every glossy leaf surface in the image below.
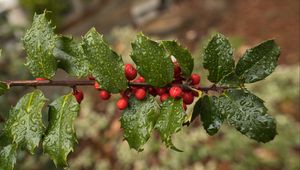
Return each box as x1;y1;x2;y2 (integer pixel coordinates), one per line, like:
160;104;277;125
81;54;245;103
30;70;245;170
120;95;160;151
82;28;127;93
3;90;46;153
155;99;186;151
131;33;173;87
235;40;280;83
43;93;80;167
221;89;277;142
199;95;224;135
203;34;235;83
23;13;58;79
0;144;17;170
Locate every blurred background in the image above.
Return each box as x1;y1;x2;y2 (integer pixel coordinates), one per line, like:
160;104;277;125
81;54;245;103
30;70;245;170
0;0;299;170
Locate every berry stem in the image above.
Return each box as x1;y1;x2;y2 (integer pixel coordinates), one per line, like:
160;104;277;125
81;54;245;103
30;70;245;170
4;79;232;92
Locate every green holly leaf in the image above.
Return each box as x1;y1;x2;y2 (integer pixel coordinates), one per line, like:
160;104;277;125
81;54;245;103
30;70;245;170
54;36;89;78
235;40;280;83
220;89;277;142
161;40;194;78
131;33;173;87
218;72;242;87
203;34;235;83
0;81;9;96
155;99;186;151
3;90;46;154
23;12;58;79
82;28;127;93
0;144;17;170
198;95;224;135
43;93;80;167
120;95;160;151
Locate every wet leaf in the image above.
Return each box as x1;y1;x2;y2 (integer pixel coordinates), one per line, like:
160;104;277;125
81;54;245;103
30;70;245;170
235;40;280;83
3;90;46;154
54;36;89;78
155;99;186;151
23;12;58;79
203;34;235;83
0;144;17;170
162;40;194;78
220;89;277;142
131;33;173;87
0;81;9;96
82;28;127;93
120;95;160;151
42;93;80;167
218;72;242;87
198;95;224;135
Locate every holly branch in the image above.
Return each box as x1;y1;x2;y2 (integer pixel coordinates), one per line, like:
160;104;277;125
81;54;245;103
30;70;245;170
4;79;229;93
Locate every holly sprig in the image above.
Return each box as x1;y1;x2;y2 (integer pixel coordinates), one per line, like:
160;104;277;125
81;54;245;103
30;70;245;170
0;12;280;169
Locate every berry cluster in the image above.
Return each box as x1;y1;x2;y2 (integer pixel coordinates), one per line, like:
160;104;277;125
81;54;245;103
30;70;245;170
36;63;201;110
114;63;201;110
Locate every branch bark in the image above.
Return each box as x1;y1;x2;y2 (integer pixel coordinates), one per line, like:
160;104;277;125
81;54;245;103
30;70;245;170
4;79;229;92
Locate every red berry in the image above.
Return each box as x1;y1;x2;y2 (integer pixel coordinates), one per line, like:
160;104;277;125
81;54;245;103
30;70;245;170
156;87;167;96
160;93;169;102
135;88;147;100
182;92;194;105
173;62;181;78
190;73;200;85
183;103;187;110
94;81;100;89
125;64;137;80
169;86;182;99
35;77;46;81
134;76;145;83
73;90;84;104
148;87;157;96
117;98;128;110
99;90;111;100
88;75;95;80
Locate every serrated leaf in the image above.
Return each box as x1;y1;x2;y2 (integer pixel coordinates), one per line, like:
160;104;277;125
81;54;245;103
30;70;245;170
203;34;235;83
131;33;173;87
155;99;186;151
235;40;280;83
0;81;9;96
23;12;58;79
161;40;194;78
0;144;17;170
220;89;277;142
82;28;127;93
198;95;224;135
54;36;89;78
120;95;160;151
43;93;80;167
3;90;46;154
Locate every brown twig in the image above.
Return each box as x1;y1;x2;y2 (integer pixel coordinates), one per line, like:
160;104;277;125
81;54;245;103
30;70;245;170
4;80;230;92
